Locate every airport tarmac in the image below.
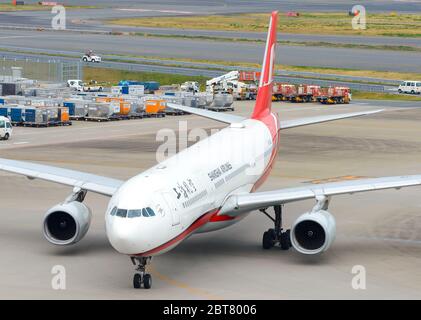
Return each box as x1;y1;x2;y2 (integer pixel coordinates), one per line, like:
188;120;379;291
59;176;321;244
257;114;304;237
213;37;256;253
1;100;421;299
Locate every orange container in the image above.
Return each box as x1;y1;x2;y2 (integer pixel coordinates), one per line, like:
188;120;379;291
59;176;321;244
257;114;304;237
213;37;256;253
145;99;166;114
59;107;70;122
119;101;131;115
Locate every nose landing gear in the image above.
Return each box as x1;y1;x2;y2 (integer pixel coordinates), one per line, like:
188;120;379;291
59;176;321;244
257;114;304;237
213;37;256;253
260;205;292;250
131;257;152;289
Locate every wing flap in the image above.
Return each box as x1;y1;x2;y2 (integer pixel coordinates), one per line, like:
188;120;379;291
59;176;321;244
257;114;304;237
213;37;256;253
0;158;123;196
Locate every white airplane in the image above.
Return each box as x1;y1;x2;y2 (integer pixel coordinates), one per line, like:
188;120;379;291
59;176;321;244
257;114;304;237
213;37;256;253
1;11;421;290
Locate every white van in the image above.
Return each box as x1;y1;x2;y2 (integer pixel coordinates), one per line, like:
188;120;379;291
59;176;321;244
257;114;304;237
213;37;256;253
0;116;13;140
398;81;421;94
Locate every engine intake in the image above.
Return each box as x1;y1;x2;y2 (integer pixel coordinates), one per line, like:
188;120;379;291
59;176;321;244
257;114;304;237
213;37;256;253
43;201;92;245
291;210;336;255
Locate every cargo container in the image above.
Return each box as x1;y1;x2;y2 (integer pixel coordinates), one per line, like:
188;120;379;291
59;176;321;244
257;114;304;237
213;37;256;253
86;103;120;121
119;101;131;115
24;108;45;124
238;71;261;82
145;99;166;116
58;107;70;123
272;83;297;101
208;93;234;111
1;83;22;96
292;85;321;103
118;81;159;93
0;106;10;118
64;101;76;116
316;86;351;104
10;106;25;123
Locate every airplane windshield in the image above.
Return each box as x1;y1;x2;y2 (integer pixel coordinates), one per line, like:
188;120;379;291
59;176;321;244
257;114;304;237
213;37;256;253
112;207;156;218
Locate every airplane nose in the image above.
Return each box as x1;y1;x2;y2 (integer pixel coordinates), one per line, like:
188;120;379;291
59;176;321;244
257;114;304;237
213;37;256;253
106;219;140;254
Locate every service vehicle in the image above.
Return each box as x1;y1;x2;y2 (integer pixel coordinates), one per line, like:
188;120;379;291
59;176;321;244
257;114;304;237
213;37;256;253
67;79;103;92
0;116;12;140
398;81;421;94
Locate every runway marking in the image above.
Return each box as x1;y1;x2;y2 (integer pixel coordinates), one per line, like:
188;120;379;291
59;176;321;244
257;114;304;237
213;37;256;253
13;141;29;145
149;266;223;299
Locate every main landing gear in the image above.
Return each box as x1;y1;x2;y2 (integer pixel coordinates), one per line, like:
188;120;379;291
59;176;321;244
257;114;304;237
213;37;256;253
131;257;152;289
260;205;292;250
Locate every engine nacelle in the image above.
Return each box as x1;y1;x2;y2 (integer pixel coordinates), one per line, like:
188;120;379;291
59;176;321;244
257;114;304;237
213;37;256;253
43;201;92;245
291;210;336;255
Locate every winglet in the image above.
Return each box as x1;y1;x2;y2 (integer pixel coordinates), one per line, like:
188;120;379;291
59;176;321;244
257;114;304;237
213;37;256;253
251;11;278;120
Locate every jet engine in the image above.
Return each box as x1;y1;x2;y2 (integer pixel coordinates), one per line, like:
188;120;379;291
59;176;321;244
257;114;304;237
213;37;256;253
290;210;336;255
43;201;92;245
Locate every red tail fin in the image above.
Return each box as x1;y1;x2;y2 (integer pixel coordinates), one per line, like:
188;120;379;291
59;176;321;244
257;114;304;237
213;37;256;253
251;11;278;120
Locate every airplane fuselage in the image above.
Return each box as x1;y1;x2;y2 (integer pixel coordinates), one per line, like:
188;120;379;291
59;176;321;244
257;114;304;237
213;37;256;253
105;113;279;257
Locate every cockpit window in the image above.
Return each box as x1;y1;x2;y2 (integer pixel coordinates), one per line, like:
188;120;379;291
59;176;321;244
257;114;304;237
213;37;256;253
113;207;156;218
142;208;149;217
146;207;156;217
116;209;128;218
128;209;142;218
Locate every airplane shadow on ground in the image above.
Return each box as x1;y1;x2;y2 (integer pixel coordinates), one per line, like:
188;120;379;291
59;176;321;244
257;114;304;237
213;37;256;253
5;225;420;262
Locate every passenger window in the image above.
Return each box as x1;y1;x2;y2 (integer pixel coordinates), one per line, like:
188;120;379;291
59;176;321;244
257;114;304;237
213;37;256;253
6;122;11;129
110;207;117;216
128;209;142;218
146;207;156;217
142;208;149;217
116;209;128;218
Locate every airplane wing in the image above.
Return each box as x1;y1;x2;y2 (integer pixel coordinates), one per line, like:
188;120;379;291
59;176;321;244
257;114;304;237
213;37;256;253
168;102;382;128
221;175;421;216
279;109;383;130
167;103;246;124
0;158;123;196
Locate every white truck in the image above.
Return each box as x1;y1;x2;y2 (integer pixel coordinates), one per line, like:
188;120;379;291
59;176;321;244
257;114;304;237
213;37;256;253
67;79;103;92
0;116;12;140
398;81;421;94
206;71;256;100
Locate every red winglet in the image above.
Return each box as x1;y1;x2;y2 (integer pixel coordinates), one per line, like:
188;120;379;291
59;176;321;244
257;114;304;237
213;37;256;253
251;11;278;120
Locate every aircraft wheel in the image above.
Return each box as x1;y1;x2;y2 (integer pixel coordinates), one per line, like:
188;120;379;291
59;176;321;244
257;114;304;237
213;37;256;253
262;229;276;249
143;274;152;289
133;273;142;289
280;230;291;250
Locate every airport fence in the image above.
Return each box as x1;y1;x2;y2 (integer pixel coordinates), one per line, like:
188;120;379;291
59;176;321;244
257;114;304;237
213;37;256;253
0;56;82;83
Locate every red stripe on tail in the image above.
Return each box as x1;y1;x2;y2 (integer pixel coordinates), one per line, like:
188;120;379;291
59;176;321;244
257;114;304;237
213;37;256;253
251;11;278;120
